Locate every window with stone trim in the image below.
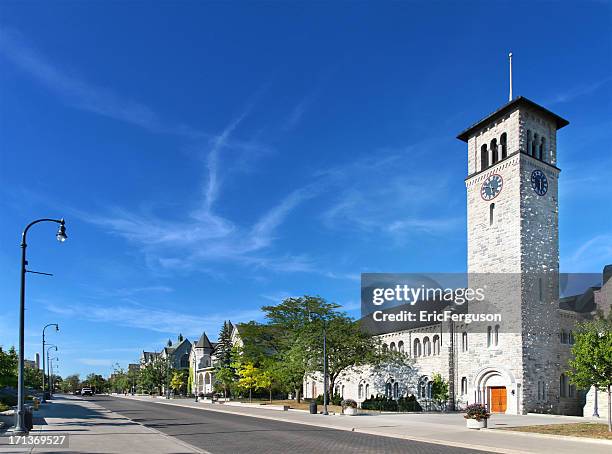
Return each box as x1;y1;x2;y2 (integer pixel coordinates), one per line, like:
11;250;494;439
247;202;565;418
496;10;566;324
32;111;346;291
398;340;404;353
461;377;467;395
462;331;468;352
423;337;431;356
560;374;568;397
433;335;440;355
500;132;508;159
494;325;500;346
487;326;492;347
489;203;495;226
413;338;421;357
481;144;489;170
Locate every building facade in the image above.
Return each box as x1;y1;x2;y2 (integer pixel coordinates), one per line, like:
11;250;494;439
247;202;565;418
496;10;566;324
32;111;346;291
305;96;609;416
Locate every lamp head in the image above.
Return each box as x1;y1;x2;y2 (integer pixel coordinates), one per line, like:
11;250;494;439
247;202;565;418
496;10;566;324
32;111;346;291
56;219;67;243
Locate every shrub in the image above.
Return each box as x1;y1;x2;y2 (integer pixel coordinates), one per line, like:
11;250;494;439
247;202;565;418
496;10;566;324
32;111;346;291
0;402;10;412
0;394;17;407
463;403;490;421
361;395;422;412
341;399;357;409
315;393;342;406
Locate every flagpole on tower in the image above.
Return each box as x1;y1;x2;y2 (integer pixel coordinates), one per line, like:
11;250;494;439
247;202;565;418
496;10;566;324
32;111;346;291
509;52;513;101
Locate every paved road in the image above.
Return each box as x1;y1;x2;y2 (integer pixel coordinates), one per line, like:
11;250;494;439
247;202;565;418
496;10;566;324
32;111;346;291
91;396;486;454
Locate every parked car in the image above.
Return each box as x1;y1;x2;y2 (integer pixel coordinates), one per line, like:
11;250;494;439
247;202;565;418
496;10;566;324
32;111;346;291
73;389;81;395
81;388;93;396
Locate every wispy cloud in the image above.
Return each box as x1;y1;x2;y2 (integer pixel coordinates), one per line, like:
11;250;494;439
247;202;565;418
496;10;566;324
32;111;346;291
564;234;612;272
319;141;462;239
0;27;166;131
46;300;264;337
548;76;612;105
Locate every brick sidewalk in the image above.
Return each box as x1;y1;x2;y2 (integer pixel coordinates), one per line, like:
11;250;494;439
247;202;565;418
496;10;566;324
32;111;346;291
0;395;205;453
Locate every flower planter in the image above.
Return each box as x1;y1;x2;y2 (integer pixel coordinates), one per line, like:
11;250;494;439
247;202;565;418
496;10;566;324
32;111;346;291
466;418;487;429
343;406;358;416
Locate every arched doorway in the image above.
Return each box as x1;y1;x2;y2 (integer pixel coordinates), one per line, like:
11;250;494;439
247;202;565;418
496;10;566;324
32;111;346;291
474;367;518;414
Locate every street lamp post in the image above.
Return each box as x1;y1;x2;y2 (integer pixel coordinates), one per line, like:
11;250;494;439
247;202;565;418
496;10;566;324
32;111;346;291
307;309;329;416
322;320;329;416
46;346;57;398
14;218;67;435
42;324;59;403
49;358;59;394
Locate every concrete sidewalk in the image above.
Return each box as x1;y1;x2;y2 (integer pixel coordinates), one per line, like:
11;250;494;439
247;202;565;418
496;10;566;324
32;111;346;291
118;395;612;454
0;395;204;453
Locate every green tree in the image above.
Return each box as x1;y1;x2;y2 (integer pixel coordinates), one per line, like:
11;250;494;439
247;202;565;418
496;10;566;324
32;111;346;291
430;373;449;405
109;364;129;393
256;367;273;402
170;369;189;395
85;373;107;393
138;356;169;395
259;296;339;402
567;316;612;432
0;346;18;388
61;374;81;393
236;362;260;402
216;321;233;367
24;366;44;390
214;365;236;398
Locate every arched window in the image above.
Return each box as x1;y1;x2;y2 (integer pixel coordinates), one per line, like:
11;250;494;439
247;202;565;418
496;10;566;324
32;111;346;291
540;137;546;162
358;383;364;399
462;332;468;352
487;326;492;347
413;338;421;357
491;138;498;165
560;374;567;397
494;325;500;346
526;130;532;155
538;381;542;400
532;133;539;157
433;335;440;355
390;342;396;352
568;331;575;345
398;340;404;353
385;382;392;398
560;330;567;344
500;133;508;159
481;144;489;170
569;384;575;398
393;382;399;399
461;377;467;395
365;384;370;399
341;385;345;398
489;202;495;226
423;337;431;356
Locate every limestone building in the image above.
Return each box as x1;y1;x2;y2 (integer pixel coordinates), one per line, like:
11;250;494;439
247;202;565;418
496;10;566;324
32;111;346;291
305;96;610;415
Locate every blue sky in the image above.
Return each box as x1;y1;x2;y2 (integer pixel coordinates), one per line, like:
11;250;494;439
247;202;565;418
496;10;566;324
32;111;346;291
1;1;611;378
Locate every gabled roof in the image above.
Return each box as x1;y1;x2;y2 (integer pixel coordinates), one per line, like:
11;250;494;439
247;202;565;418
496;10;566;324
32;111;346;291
457;96;569;142
195;331;213;349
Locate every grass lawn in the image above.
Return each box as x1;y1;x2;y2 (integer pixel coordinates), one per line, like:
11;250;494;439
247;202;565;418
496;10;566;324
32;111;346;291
236;398;344;414
500;423;612;440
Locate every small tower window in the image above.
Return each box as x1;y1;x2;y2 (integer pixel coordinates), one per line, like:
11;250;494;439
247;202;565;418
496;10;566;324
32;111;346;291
494;324;500;346
481;144;489;170
532;133;539;157
540;137;546;162
487;326;492;347
526;130;532;155
491;138;498;165
500;133;507;159
489;202;495;226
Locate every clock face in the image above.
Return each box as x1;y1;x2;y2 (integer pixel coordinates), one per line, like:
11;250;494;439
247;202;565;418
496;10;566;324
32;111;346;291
531;169;548;196
481;174;503;201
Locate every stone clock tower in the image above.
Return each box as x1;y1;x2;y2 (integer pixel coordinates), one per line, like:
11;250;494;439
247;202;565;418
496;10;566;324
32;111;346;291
457;96;569;414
